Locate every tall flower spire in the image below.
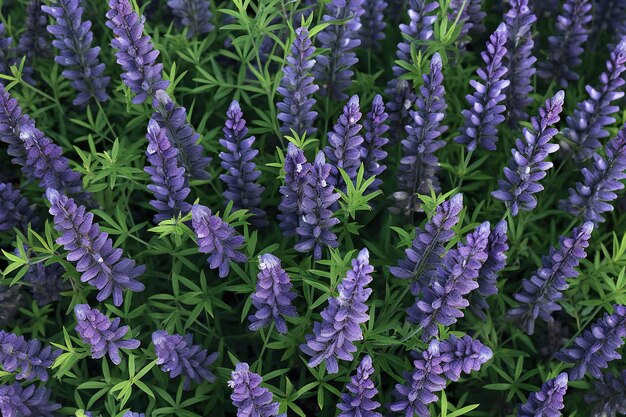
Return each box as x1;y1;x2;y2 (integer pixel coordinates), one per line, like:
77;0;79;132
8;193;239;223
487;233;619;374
361;94;389;193
337;355;382;417
167;0;214;38
277;143;308;237
17;0;51;59
358;0;387;49
517;373;568;417
228;363;282;417
449;0;486;49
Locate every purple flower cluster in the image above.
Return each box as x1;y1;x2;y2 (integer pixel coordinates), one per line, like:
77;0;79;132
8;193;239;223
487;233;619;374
228;362;282;417
361;94;389;193
0;285;22;326
518;373;568;417
337;355;382;417
439;334;493;382
17;0;51;59
0;24;13;80
23;254;67;306
167;0;214;38
585;370;626;417
0;182;36;231
278;143;308;237
0;383;60;417
449;0;486;48
0;331;61;381
359;0;387;49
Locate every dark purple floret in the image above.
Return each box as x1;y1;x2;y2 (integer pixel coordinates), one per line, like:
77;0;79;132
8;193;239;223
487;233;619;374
593;0;626;41
276;26;319;137
219;100;267;227
17;0;51;59
278;143;308;238
359;0;387;49
106;0;169;104
0;383;61;417
517;373;568;417
537;0;592;88
167;0;214;38
301;248;374;373
454;23;510;152
0;285;23;326
361;94;389;193
46;188;146;306
438;334;493;382
23;253;67;305
585;370;626;417
0;182;37;231
0;24;14;81
249;253;298;334
337;355;382;417
123;412;144;417
74;304;140;365
0;331;61;381
228;362;282;417
144;119;191;224
191;203;247;278
43;0;110;106
449;0;486;49
492;91;566;215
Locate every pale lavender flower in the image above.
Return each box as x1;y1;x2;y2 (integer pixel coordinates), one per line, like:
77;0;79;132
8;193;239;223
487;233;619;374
0;383;60;417
0;182;37;231
167;0;214;38
438;334;493;382
359;0;387;49
517;373;568;417
228;362;282;417
361;94;389;192
123;412;144;417
337;355;382;417
0;331;61;381
278;143;308;237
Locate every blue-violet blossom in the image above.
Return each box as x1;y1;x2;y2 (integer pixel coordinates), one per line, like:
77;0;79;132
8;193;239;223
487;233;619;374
361;94;389;193
0;383;60;417
517;373;568;417
278;143;309;237
228;362;283;417
337;355;382;417
167;0;214;38
0;331;61;381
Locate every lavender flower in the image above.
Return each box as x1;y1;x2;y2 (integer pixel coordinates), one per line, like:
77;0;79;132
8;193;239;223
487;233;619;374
358;0;387;49
555;304;626;380
312;0;364;100
167;0;214;38
449;0;486;48
46;188;146;306
106;0;169;104
17;0;51;59
42;0;110;106
537;0;592;87
228;362;282;417
144;119;191;224
393;52;447;215
74;304;140;365
0;286;23;326
249;253;298;334
454;23;510;152
294;151;340;260
492;91;566;215
508;223;592;334
337;355;382;417
23;254;67;305
152;330;217;389
276;26;318;137
593;0;626;41
361;94;389;192
191;203;247;278
278;143;308;237
219;100;267;227
0;331;61;381
123;412;144;417
585;370;626;417
562;40;626;161
0;383;61;417
517;373;568;417
561;129;626;226
0;182;36;231
438;334;493;382
301;248;374;373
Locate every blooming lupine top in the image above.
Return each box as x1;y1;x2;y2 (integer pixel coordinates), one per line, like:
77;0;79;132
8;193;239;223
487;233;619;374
228;362;282;417
167;0;214;38
219;100;267;227
537;0;592;87
276;26;318;137
46;188;146;306
585;370;626;417
191;203;247;278
0;383;60;417
301;248;374;373
337;355;382;417
438;334;493;382
74;304;140;365
152;330;217;389
358;0;387;49
0;331;61;381
106;0;169;104
561;129;626;226
0;182;36;231
249;253;298;334
555;304;626;380
17;0;51;59
449;0;486;48
492;91;566;215
454;23;510;152
144;119;191;224
278;143;308;237
43;0;110;106
360;94;389;193
517;373;568;417
563;40;626;161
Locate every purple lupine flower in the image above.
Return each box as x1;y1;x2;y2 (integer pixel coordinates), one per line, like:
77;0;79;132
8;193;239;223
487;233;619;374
0;331;61;381
410;222;490;340
0;285;23;326
438;334;493;382
0;182;37;231
276;26;318;137
508;222;592;335
278;143;308;237
23;253;67;306
517;373;568;417
46;188;146;306
537;0;592;87
492;91;566;215
228;362;282;417
560;129;626;226
301;248;374;373
555;304;626;380
17;0;51;59
249;253;298;334
106;0;169;104
167;0;214;38
449;0;486;49
0;383;61;417
593;0;626;41
454;23;510;152
312;0;364;100
337;355;382;417
144;119;191;224
42;0;110;106
295;151;340;260
219;100;267;227
191;203;247;278
585;370;626;417
123;412;144;417
503;0;537;126
358;0;387;49
393;52;447;215
563;40;626;161
152;330;217;389
74;304;140;365
361;94;389;193
390;194;463;295
152;90;211;181
325;95;364;188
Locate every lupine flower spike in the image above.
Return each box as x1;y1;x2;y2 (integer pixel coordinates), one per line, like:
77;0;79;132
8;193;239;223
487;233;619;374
0;182;37;231
361;94;389;193
228;362;283;417
449;0;486;49
0;384;60;417
517;373;568;417
18;0;51;59
0;24;13;80
74;304;140;365
492;91;566;215
301;248;374;373
585;370;626;417
337;355;382;417
23;254;67;306
0;331;61;381
359;0;387;49
167;0;214;38
278;143;308;237
439;335;493;382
